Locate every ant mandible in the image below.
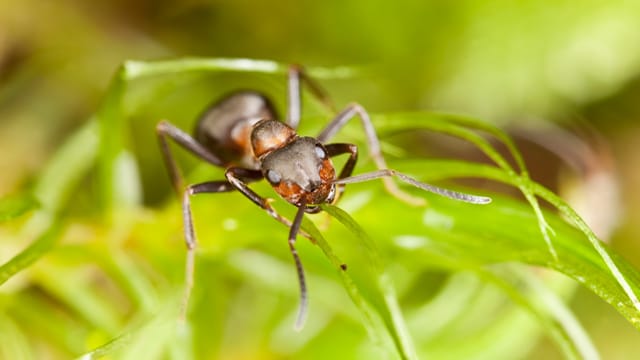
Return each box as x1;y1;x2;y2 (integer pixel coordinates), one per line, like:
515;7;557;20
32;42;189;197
156;65;491;329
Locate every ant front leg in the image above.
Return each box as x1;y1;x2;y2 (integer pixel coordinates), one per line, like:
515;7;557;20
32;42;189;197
317;104;426;206
181;167;313;322
179;168;267;316
180;176;260;319
156;120;227;195
286;65;337;130
225;167;300;228
225;167;311;329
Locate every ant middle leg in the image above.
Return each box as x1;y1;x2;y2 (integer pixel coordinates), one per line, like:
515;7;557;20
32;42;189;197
317;103;426;206
324;143;358;202
224;167;313;240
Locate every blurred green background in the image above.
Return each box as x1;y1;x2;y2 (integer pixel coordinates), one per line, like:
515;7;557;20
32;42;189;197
2;1;640;359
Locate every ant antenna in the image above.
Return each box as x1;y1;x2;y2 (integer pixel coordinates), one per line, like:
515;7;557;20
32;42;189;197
333;169;492;204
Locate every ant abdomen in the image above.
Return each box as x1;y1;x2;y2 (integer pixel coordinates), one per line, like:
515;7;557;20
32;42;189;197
194;91;279;168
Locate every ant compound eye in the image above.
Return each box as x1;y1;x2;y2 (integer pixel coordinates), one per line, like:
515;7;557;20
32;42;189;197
266;169;281;184
314;145;326;159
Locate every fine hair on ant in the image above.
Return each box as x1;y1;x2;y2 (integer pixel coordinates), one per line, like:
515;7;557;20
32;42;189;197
156;65;491;329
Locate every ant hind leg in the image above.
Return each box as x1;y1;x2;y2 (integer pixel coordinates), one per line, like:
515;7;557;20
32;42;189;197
156;120;227;195
286;65;337;130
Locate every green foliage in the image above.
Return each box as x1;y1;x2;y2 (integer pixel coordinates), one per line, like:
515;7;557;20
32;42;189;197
1;59;639;360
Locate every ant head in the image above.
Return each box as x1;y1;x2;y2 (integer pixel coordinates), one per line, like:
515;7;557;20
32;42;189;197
261;137;336;207
251;119;297;159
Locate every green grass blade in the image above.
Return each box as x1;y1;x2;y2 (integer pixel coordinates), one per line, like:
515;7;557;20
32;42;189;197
34;265;122;334
361;156;640;328
0;194;38;223
319;205;418;360
323;198;590;359
0;119;98;286
0;313;34;360
300;217;401;359
9;292;88;355
423;112;529;174
96;70;127;210
33;119;99;216
374;113;516;174
76;296;191;360
75;332;132;360
0;224;60;286
513;267;600;360
373;112;558;259
533;183;640;323
121;58;356;80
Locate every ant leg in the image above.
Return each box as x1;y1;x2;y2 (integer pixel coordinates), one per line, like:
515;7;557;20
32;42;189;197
224;167;313;240
286;65;336;129
226;167;296;224
156;120;227;195
180;179;251;319
325;143;359;179
324;143;358;202
289;203;309;330
334;169;492;205
317;103;426;206
226;167;312;329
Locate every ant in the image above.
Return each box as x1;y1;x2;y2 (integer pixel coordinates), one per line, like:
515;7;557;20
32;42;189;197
156;65;491;329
